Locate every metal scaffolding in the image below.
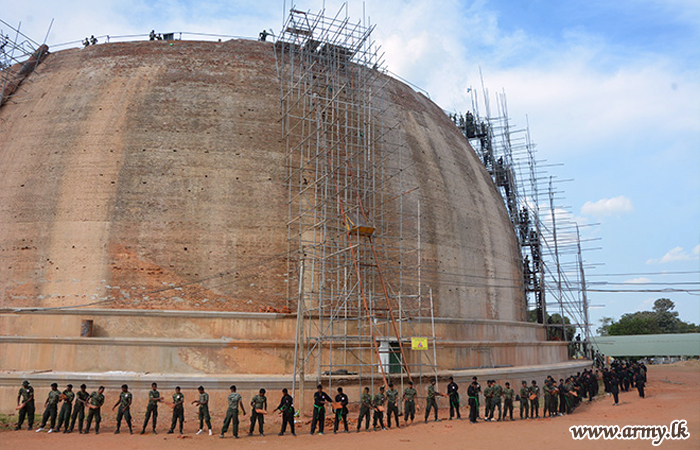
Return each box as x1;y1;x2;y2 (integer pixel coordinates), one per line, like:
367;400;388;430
0;19;51;108
275;6;438;401
449;83;592;353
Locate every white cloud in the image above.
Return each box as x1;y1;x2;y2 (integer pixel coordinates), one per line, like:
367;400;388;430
636;297;656;311
580;196;633;216
660;246;699;263
647;245;700;264
624;277;651;284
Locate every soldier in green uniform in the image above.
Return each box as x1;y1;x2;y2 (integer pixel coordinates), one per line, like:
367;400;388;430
84;386;105;434
529;380;540;418
141;382;162;434
112;384;133;434
36;382;60;433
402;380;417;424
483;380;493;421
220;385;245;438
192;386;212;435
55;384;75;432
68;384;89;433
424;379;444;423
248;388;267;436
15;380;35;430
168;386;185;435
372;385;387;431
542;379;553;418
519;381;529;419
489;380;503;421
502;382;515;420
357;387;372;432
385;382;400;428
273;388;294;436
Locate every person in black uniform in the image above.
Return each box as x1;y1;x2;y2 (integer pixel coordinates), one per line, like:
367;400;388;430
274;388;295;436
333;387;349;433
447;376;461;420
610;372;620;405
471;376;482;420
635;370;646;398
310;384;332;435
467;380;479;423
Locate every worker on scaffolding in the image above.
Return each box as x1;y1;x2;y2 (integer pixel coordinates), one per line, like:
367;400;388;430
259;30;269;42
149;30;156;41
89;35;97;45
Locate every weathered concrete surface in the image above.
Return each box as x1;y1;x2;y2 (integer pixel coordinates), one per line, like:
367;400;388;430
0;39;523;320
0;39;564;403
0;308;567;376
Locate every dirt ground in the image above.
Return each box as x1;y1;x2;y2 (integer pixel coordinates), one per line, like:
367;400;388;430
2;362;698;450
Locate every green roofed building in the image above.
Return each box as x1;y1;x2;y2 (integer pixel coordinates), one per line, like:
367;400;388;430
592;333;700;359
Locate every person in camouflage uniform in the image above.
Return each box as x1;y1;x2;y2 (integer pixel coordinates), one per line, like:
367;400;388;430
274;388;294;436
483;380;493;421
529;380;540;418
248;388;267;436
424;379;443;422
36;383;60;432
168;386;185;435
68;384;89;433
112;384;133;434
15;380;35;430
55;384;75;432
542;379;553;417
192;386;212;435
489;380;503;421
502;382;514;420
84;386;105;434
220;385;245;438
372;385;387;430
385;383;400;428
357;387;372;432
403;380;417;424
141;382;162;434
519;381;529;419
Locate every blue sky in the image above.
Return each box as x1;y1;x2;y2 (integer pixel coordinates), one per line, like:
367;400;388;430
4;0;699;330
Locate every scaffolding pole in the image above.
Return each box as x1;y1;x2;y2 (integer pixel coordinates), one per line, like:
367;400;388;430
276;5;437;408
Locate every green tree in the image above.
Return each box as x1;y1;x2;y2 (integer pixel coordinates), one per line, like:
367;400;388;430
605;299;699;336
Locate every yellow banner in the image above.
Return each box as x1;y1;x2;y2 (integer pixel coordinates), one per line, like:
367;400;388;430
411;337;428;350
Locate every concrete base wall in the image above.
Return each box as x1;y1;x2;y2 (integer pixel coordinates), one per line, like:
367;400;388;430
1;308;568;376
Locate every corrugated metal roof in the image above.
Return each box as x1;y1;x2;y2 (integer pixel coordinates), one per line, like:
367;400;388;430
591;333;700;357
